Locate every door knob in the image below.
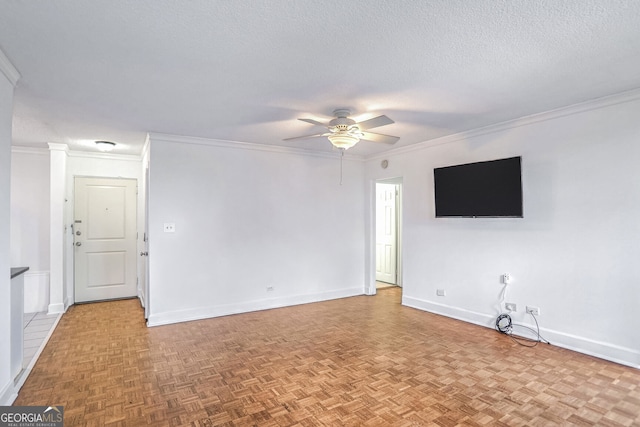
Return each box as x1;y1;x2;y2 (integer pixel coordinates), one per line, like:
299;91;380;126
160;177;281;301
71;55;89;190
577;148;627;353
76;230;82;236
140;251;148;256
75;242;82;246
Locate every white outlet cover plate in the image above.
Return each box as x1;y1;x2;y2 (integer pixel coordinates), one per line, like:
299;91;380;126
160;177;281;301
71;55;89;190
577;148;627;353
526;306;541;315
163;223;175;232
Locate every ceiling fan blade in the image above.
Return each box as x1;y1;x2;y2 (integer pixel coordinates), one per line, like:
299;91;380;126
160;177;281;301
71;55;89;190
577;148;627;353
356;115;394;130
283;132;329;141
360;131;400;145
299;118;328;127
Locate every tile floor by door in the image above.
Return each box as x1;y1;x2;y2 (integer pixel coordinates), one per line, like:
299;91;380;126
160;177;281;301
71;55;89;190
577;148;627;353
22;311;58;368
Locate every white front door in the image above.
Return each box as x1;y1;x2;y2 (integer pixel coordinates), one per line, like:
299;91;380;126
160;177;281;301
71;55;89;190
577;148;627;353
376;183;397;284
74;177;137;303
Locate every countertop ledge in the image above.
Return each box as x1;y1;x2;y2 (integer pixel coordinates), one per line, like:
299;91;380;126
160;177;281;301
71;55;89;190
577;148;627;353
11;267;29;279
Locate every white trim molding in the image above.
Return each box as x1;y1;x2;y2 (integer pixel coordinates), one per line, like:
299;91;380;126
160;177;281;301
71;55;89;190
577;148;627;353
11;146;49;156
148;287;363;327
47;142;69;153
0;47;20;86
0;379;17;406
366;87;640;162
403;295;640;370
148;132;363;162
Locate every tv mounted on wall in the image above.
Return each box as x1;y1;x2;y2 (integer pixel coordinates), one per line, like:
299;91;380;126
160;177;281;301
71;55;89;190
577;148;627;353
434;156;523;218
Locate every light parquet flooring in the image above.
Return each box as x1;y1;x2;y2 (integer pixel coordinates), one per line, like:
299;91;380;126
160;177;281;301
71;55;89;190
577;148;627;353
15;288;640;426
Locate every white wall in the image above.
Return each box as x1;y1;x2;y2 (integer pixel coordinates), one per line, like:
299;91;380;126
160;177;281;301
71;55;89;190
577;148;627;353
365;93;640;368
10;148;50;312
147;135;365;325
0;48;19;404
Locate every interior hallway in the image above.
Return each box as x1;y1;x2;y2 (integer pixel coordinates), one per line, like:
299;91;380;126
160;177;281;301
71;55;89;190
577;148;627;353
14;288;640;426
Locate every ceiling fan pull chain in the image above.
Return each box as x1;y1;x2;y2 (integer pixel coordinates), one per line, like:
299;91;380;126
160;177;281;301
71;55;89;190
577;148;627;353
340;148;344;186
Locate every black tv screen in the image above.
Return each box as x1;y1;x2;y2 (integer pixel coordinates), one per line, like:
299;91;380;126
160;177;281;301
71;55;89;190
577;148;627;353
434;156;523;218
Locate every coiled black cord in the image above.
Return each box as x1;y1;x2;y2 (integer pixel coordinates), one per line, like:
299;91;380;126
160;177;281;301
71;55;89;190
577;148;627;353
495;313;550;347
495;313;512;334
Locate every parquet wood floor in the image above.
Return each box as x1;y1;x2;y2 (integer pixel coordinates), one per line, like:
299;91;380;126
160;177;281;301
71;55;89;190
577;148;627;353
15;288;640;426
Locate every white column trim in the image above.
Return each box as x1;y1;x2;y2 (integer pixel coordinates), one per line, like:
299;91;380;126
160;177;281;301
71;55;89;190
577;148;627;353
48;143;68;314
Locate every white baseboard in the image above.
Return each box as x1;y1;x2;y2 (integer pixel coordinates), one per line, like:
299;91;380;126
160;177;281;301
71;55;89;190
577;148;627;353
47;302;65;315
0;379;18;406
148;287;363;327
533;328;640;369
403;295;497;329
403;295;640;369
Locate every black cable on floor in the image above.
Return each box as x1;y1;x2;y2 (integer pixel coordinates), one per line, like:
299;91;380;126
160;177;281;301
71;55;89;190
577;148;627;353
495;313;550;347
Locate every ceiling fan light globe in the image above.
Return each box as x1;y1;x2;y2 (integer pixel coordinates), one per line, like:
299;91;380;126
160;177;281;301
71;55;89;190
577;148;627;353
328;133;359;150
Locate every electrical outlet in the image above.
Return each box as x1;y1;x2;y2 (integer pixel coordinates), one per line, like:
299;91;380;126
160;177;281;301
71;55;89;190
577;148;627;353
503;273;511;284
163;223;175;233
436;289;446;296
505;302;517;312
526;306;540;315
266;286;274;292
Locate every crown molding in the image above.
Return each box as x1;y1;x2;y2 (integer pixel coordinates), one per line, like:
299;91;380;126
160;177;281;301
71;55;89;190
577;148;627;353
366;87;640;162
47;143;69;153
148;133;363;162
141;133;151;158
45;142;142;161
11;146;49;155
0;47;20;86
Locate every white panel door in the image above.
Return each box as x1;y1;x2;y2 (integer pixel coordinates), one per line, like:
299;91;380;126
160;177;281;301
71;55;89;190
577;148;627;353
74;177;137;303
376;183;397;284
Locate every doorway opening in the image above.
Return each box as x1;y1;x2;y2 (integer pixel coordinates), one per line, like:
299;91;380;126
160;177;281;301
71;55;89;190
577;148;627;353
73;177;138;303
375;178;402;292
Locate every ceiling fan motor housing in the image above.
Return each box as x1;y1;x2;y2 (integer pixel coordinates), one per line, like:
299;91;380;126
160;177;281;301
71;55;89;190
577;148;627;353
328;109;354;128
329;117;356;129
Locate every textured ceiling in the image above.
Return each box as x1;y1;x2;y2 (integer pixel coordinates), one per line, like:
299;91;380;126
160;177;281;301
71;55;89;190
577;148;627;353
1;0;639;156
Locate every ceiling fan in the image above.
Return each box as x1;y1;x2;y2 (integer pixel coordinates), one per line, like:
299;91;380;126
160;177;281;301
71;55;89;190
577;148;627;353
284;109;399;150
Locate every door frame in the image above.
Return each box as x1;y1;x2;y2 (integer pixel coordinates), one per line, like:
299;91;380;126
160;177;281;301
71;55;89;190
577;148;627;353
375;181;399;285
368;176;403;295
72;176;138;303
48;144;145;313
142;163;150;320
65;173;141;307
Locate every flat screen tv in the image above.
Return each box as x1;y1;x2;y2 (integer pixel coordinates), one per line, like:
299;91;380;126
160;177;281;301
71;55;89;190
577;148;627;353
434;156;523;218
